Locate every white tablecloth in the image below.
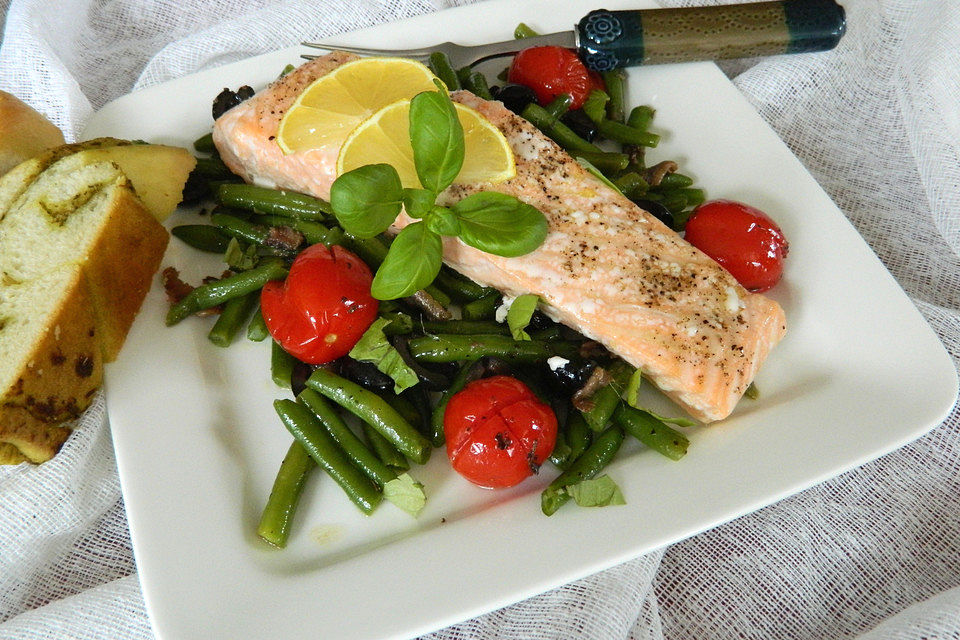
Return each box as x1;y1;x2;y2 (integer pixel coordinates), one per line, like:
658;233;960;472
1;0;959;638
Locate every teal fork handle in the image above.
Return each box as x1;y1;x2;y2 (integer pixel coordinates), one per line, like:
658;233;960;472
576;0;846;71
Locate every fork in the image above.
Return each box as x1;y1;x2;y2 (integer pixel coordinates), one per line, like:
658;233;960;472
302;0;846;72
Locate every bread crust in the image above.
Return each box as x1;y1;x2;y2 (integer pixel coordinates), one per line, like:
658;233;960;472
1;266;103;422
0;405;72;463
81;182;169;361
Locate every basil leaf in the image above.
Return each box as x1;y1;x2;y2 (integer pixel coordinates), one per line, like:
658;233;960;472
370;222;443;300
402;188;436;219
582;89;610;124
425;206;460;237
409;89;464;193
450;192;548;257
348;317;420;394
506;294;539;341
621;368;696;427
576;156;624;194
330;164;403;238
383;472;426;516
223;237;258;270
622;367;643;408
564;475;626;507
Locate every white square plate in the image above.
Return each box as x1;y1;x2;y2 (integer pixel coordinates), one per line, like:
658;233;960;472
84;1;958;638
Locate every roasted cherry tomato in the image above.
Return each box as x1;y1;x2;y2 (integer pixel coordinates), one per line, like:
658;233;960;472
260;244;378;364
684;199;790;293
444;375;557;489
507;46;604;110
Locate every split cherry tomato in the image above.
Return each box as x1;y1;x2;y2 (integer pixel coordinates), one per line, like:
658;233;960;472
260;244;378;364
507;46;604;110
684;199;790;293
444;376;557;489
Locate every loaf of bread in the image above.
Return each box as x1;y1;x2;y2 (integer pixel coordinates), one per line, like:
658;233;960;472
0;91;65;176
0;132;196;463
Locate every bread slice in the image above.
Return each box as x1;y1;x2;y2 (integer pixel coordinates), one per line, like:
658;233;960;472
0;141;176;463
0;154;169;361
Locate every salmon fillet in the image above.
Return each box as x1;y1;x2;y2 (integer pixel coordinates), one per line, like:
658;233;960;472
213;53;786;422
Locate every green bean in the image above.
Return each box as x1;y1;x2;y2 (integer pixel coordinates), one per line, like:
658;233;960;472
405;287;452;321
529;326;562;341
677;187;705;208
342;233;388;267
271;341;296;388
252;214;332;245
305;368;431;465
217;183;331;220
462;72;493;100
171;224;232;253
193;132;216;153
564;411;592;467
361;422;410;472
614;404;689;461
544;93;573;119
455;65;473;87
575;150;630;174
382;392;423;433
548;419;572;468
613;173;649;199
208;290;258;347
194;155;235;179
581;359;634;431
660;190;689;213
166;258;288;325
406;334;580;363
521;103;600;155
274;399;382;515
429;359;480;446
514;22;539;38
402;386;433;438
419;319;510;335
321;226;346;247
246;305;269;341
428;52;461;90
381;311;414;335
297;389;396;486
432;268;496;302
423;284;452;309
658;173;694;189
601;69;626;122
257;441;316;548
627;105;655;131
541;425;624;516
211;212;271;245
461;292;501;320
597;120;660;147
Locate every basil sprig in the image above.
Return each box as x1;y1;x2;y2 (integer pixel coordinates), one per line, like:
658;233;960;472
329;85;547;300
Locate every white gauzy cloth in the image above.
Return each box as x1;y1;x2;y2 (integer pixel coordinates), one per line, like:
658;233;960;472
1;0;958;638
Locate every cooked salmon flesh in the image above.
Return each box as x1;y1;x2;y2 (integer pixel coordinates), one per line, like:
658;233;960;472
213;52;787;422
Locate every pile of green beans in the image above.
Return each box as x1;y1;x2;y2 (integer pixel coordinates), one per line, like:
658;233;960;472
170;57;704;545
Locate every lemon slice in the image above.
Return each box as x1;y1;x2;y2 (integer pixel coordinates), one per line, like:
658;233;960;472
276;57;441;155
337;99;516;188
